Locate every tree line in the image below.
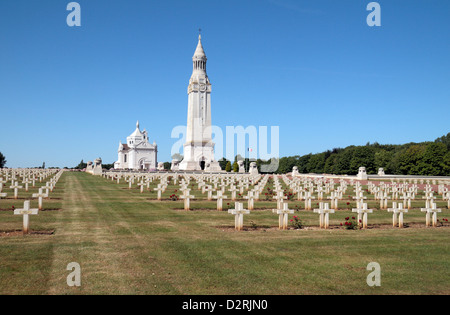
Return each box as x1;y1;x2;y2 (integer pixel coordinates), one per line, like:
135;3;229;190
273;133;450;176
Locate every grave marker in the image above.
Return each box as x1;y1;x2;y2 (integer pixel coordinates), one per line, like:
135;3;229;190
273;202;294;230
9;181;23;199
14;200;39;234
421;203;442;227
228;202;250;231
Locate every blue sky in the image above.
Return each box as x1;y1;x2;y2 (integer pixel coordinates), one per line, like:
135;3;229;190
0;0;449;168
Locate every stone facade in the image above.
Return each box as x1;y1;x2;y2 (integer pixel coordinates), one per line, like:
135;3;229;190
178;35;221;172
114;121;157;171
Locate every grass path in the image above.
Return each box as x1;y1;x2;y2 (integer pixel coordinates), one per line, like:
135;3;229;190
45;171;179;294
0;172;449;294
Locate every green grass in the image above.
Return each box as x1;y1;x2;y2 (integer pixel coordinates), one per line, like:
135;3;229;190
0;172;449;295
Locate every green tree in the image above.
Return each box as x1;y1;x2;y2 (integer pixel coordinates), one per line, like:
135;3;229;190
218;158;229;170
0;152;6;168
306;152;326;173
435;132;450;150
324;153;338;174
374;150;393;171
225;161;232;172
74;159;87;169
296;154;311;173
418;142;447;176
232;161;239;172
443;152;450;175
277;156;297;174
350;146;376;174
398;144;426;175
333;147;354;175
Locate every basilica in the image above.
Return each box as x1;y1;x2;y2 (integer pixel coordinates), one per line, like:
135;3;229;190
114;121;158;171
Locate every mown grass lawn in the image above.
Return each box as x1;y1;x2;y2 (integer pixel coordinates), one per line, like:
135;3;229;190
0;171;449;295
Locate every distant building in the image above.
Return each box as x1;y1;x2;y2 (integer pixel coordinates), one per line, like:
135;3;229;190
114;121;157;170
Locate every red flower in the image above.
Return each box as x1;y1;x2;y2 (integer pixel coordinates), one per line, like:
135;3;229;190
352;217;355;220
346;202;350;205
345;217;349;220
340;223;343;226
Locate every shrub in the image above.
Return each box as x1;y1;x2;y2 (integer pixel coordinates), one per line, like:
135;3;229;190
341;216;359;230
290;216;304;229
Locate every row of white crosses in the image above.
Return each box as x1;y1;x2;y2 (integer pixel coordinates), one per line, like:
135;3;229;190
0;170;58;204
228;201;293;231
228;198;444;231
6;169;63;235
103;171;449;216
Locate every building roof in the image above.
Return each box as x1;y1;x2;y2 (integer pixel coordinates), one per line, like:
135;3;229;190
128;120;143;138
193;35;206;59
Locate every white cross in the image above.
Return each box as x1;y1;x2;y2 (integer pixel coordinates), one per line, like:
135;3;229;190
237;182;245;194
422;192;436;209
443;191;450;209
421;202;442;227
9;181;23;199
32;188;48;210
353;191;366;209
14;200;39;234
313;202;335;229
388;203;408;228
273;190;287;210
295;186;305;201
153;184;164;201
126;177;134;189
328;191;340;209
303;191;315;210
137;181;146;193
0;177;7;192
204;185;214;201
379;191;391;210
228;185;239;201
228;202;250;231
315;186;324;200
273;202;294;230
401;192;414;209
180;189;195;211
213;191;228;211
41;183;51;196
243;190;256;210
218;182;227;194
352;203;373;229
22;178;32;192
